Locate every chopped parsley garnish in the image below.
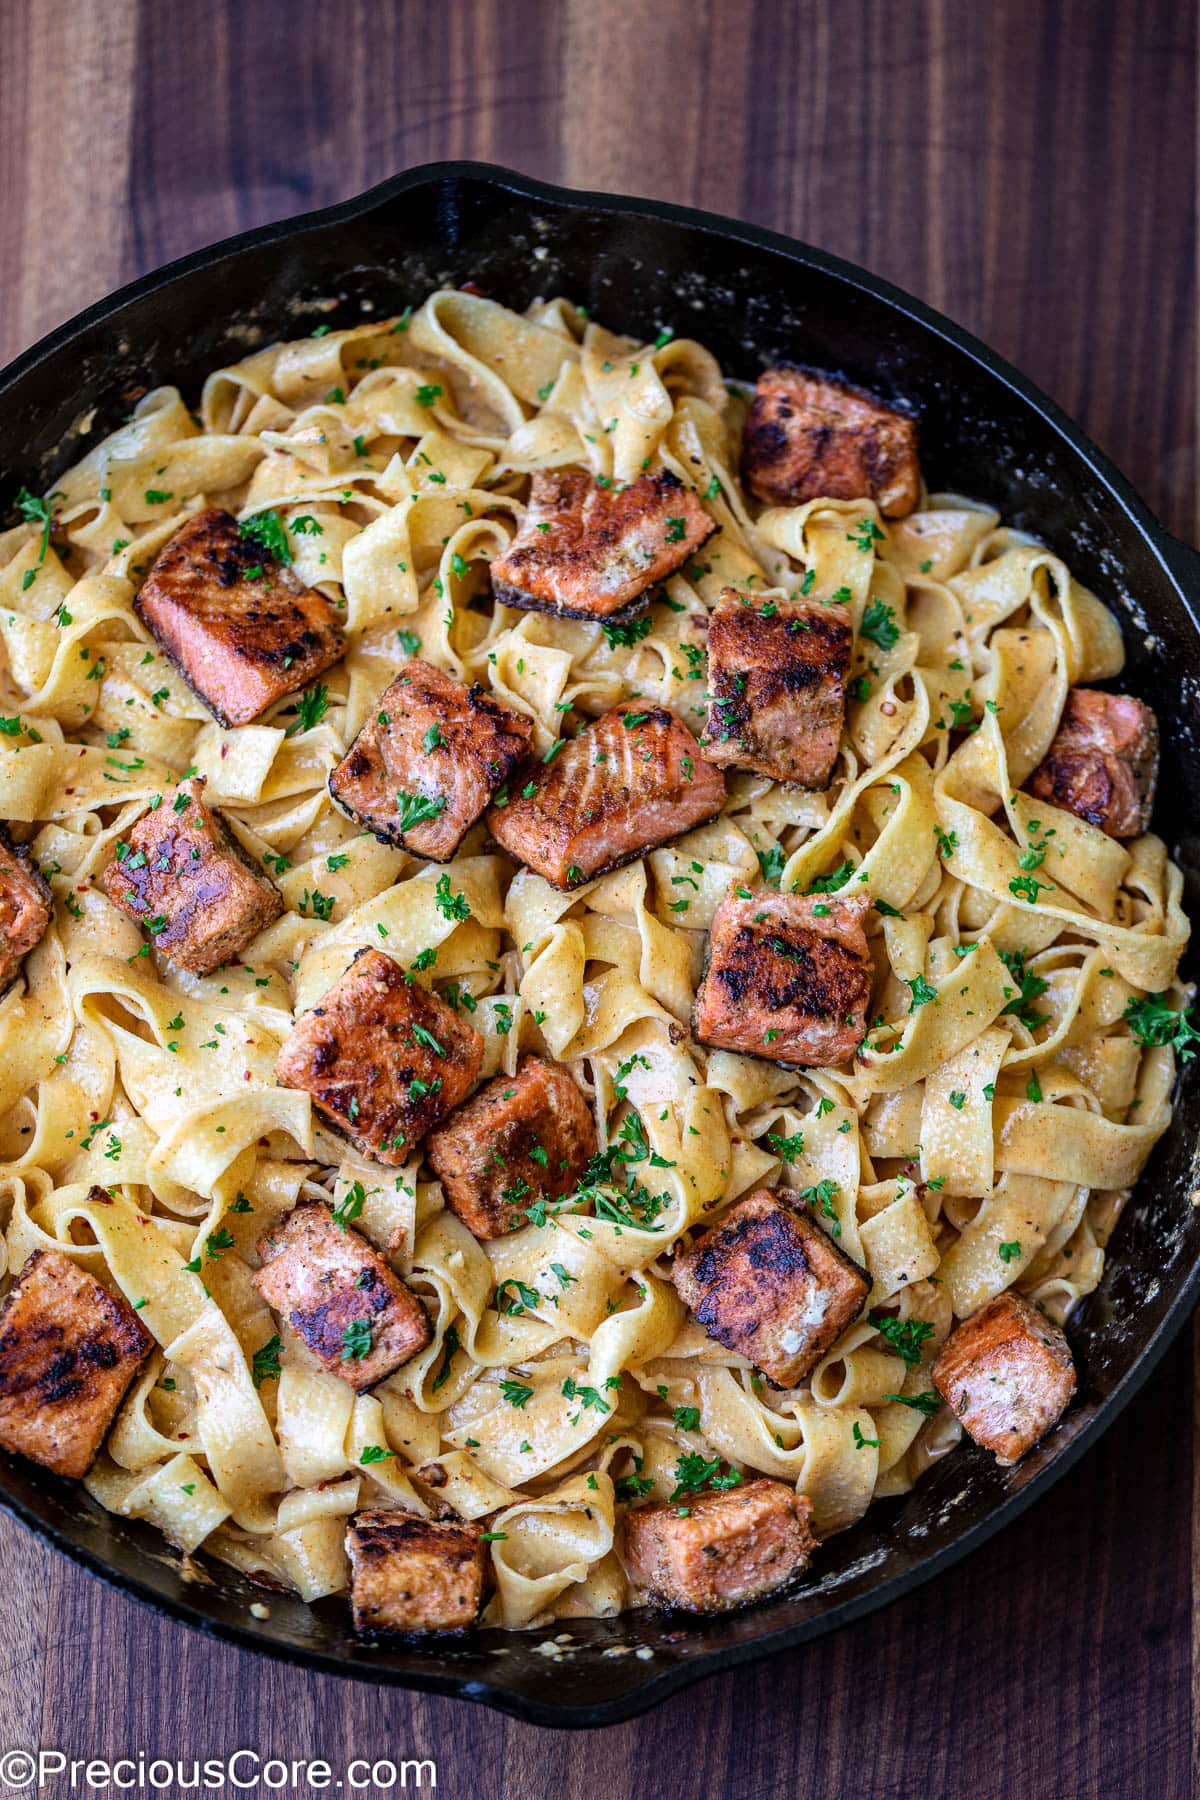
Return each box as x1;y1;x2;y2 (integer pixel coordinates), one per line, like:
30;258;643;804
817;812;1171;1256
285;683;330;736
907;974;938;1011
766;1130;805;1164
883;1391;941;1417
868;1312;934;1365
332;1182;366;1229
806;860;854;894
239;508;292;565
847;516;885;553
500;1377;534;1409
1123;993;1200;1061
251;1335;283;1388
858;598;899;651
434;872;471;923
431;1323;461;1390
602;614;653;649
396;789;447;835
668;1451;741;1502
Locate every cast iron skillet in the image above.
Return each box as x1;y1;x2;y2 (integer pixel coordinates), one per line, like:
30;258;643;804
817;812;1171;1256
1;162;1199;1729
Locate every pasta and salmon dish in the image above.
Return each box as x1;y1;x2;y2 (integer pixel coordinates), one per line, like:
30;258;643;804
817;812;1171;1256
0;288;1190;1635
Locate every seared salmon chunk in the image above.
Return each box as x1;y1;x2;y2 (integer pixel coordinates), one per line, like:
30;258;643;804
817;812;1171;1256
329;658;532;861
742;368;920;518
134;508;344;727
426;1055;597;1239
488;706;724;889
932;1290;1076;1466
275;948;483;1163
255;1200;430;1389
693;889;872;1067
0;830;52;993
0;1236;153;1478
702;587;852;788
100;776;283;975
624;1479;816;1613
490;467;716;620
1026;687;1158;838
347;1508;484;1634
672;1188;870;1386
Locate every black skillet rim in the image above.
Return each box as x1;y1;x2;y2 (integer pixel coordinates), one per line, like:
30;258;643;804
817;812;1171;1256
1;159;1198;1730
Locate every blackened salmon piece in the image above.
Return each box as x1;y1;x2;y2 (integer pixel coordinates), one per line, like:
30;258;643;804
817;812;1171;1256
0;830;52;993
0;1234;153;1478
490;467;716;620
100;776;283;975
672;1188;870;1386
329;658;532;862
347;1508;484;1634
487;706;724;889
426;1055;597;1239
742;367;920;518
623;1479;816;1613
932;1290;1076;1466
693;889;872;1068
134;508;344;727
1025;687;1158;838
275;947;483;1164
702;587;852;788
254;1200;431;1391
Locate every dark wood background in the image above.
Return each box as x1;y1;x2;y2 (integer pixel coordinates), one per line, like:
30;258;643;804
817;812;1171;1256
0;1;1195;1793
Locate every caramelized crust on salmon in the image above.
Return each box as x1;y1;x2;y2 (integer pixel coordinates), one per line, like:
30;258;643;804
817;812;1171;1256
693;889;872;1067
703;588;852;788
426;1055;597;1239
623;1479;816;1613
672;1188;870;1386
274;948;484;1163
742;367;920;517
254;1200;431;1391
347;1508;484;1634
100;776;283;975
0;830;52;994
0;1235;153;1478
134;508;344;727
488;706;724;889
1026;687;1158;838
329;658;532;861
932;1290;1076;1466
490;467;716;620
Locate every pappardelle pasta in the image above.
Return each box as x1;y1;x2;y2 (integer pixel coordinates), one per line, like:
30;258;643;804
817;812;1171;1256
0;288;1189;1634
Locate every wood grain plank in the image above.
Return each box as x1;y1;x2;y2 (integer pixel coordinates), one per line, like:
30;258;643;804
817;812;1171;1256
0;0;1195;1793
1;0;137;361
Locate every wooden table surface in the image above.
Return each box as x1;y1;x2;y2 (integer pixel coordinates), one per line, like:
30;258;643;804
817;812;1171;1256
0;1;1196;1793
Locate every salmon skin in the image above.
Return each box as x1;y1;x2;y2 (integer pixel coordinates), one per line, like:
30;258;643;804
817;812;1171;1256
101;775;283;975
693;888;872;1068
932;1290;1076;1466
329;657;532;861
0;1234;153;1479
254;1200;431;1391
702;586;852;789
742;367;920;517
623;1479;816;1614
1026;686;1158;838
0;829;52;994
490;467;716;620
134;508;344;727
487;704;724;889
